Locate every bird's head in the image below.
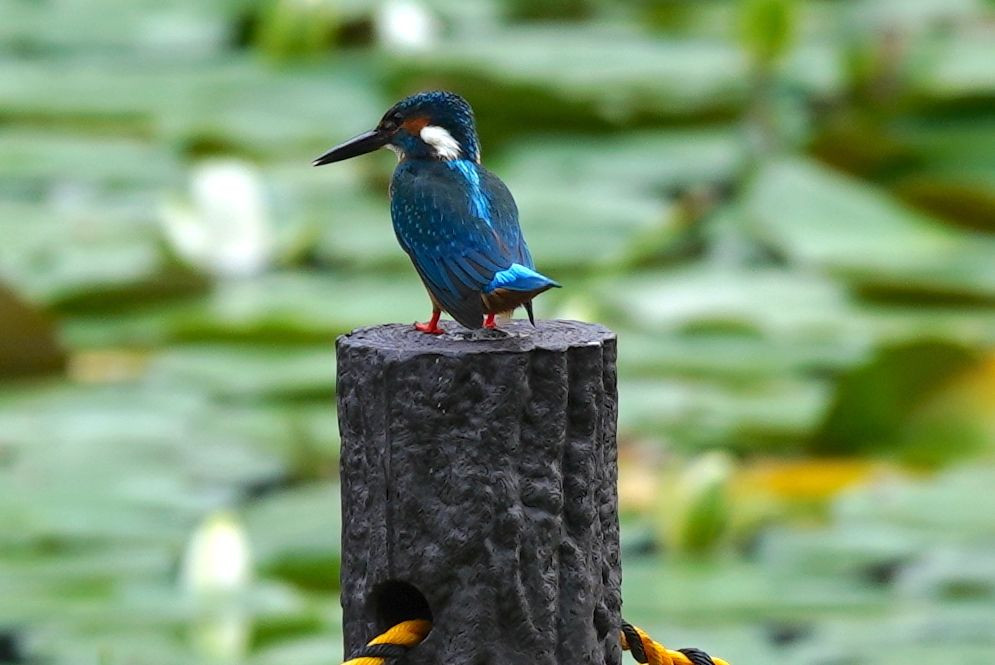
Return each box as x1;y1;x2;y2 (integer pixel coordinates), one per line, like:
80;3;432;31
313;91;480;167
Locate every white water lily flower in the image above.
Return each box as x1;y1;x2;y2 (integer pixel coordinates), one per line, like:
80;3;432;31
181;511;253;661
181;510;252;595
376;0;440;52
162;160;274;278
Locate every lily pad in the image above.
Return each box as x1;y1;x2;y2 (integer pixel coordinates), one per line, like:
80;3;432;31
61;271;430;347
619;376;829;449
146;345;336;401
243;484;342;592
744;158;995;300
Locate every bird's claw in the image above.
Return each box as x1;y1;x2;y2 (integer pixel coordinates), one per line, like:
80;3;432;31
414;321;444;335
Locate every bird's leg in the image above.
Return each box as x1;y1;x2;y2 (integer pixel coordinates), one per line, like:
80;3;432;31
414;309;444;334
483;313;497;329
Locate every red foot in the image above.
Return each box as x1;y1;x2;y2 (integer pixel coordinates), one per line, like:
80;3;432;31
414;322;444;334
414;311;444;335
484;313;497;329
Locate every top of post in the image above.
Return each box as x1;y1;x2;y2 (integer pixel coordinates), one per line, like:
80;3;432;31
337;319;615;358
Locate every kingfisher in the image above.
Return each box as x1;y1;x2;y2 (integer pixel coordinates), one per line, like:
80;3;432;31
312;91;559;334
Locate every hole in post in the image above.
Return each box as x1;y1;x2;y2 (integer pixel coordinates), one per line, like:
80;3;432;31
370;580;433;630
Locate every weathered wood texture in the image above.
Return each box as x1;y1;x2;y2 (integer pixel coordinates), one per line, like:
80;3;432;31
337;320;620;665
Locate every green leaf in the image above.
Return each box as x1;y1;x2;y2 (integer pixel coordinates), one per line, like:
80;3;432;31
815;339;980;459
744;158;995;300
619;376;829;449
739;0;798;65
243;484;342;592
61;271;430;347
146;345;336;401
389;27;752;126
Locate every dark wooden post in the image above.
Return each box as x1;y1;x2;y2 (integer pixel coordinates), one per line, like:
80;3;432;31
336;320;620;665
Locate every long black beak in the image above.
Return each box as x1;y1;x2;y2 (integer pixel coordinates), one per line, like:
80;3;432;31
312;129;389;166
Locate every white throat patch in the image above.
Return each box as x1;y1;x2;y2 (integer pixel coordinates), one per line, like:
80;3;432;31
420;125;461;160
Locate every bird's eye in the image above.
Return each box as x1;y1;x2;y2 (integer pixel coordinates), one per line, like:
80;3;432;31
381;115;401;132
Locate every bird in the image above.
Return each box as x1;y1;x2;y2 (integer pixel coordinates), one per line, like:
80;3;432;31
312;90;559;334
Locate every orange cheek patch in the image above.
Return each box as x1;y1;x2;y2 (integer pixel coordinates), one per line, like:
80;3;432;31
402;116;430;133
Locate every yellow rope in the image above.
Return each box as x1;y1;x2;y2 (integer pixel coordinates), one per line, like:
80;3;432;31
338;618;728;665
620;621;729;665
341;619;432;665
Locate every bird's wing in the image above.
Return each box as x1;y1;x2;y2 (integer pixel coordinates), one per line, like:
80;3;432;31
390;162;521;328
478;166;535;268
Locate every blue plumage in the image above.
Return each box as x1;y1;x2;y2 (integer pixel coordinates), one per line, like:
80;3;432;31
314;91;559;332
486;264;555;293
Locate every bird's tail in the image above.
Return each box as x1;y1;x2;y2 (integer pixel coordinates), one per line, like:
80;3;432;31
483;264;559;328
484;263;560;293
524;301;535;326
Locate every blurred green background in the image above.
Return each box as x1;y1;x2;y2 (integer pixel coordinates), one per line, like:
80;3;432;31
2;0;994;663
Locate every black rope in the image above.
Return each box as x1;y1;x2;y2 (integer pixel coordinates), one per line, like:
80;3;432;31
621;620;721;665
349;643;410;660
621;621;648;663
679;647;716;665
